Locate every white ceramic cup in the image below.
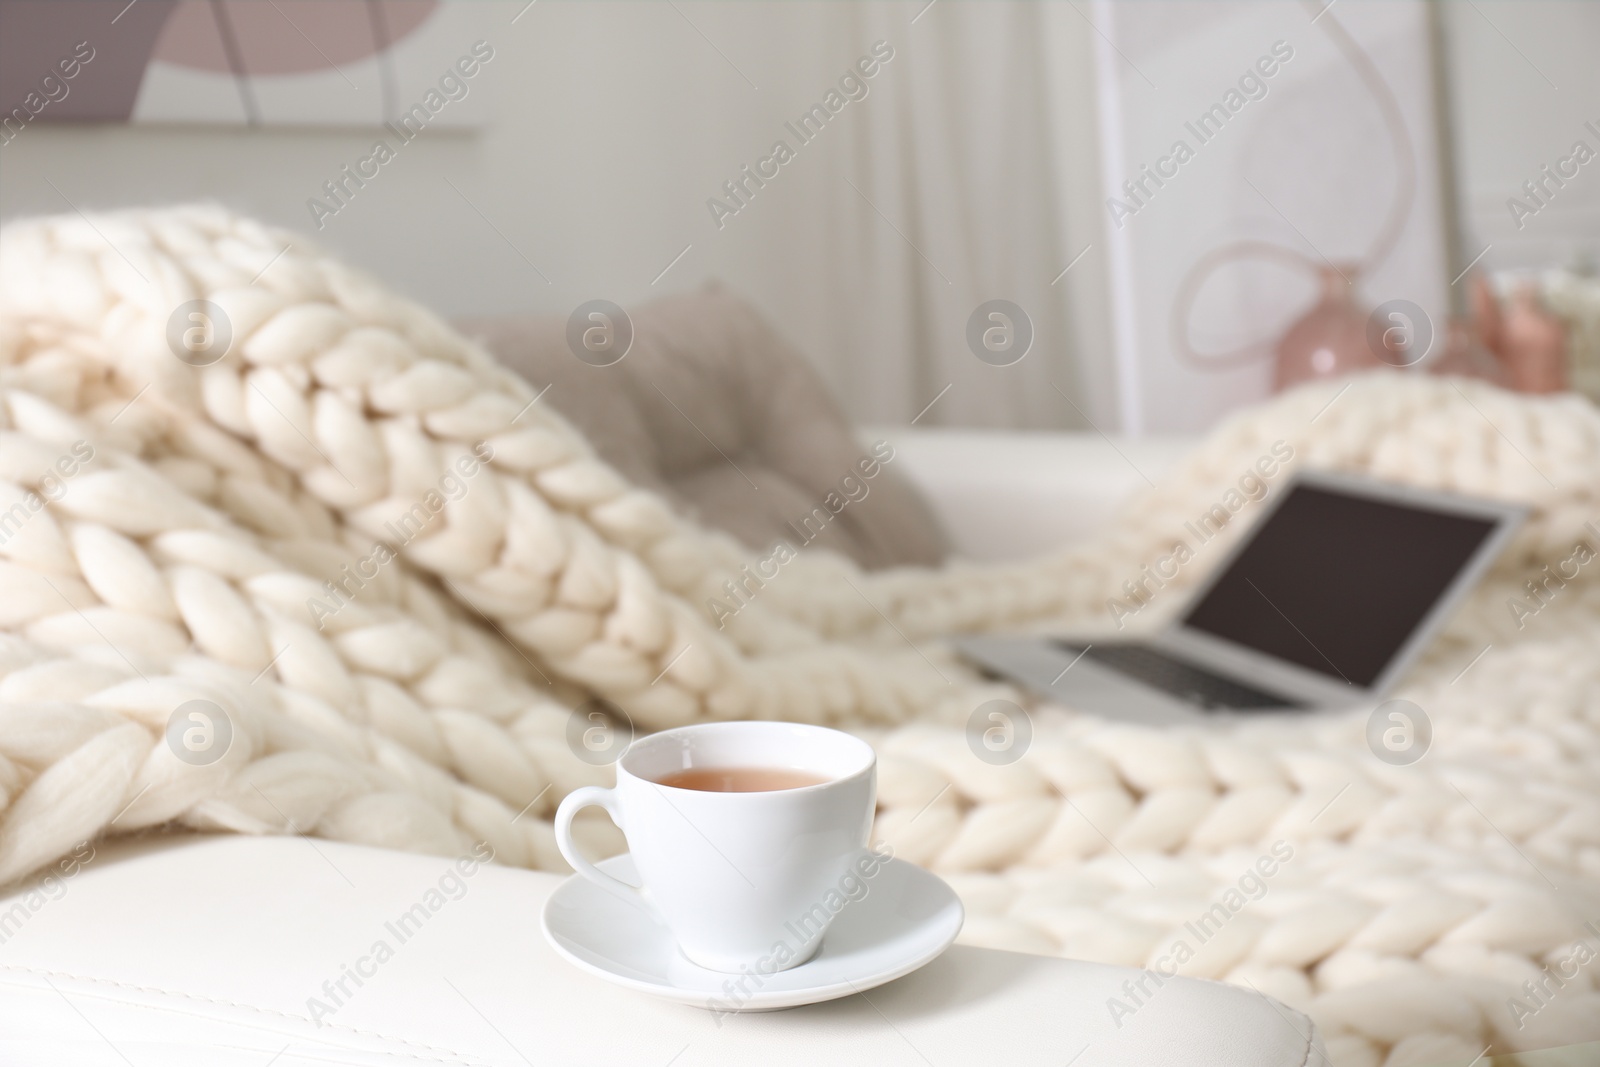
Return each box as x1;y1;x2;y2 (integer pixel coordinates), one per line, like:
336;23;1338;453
554;721;876;974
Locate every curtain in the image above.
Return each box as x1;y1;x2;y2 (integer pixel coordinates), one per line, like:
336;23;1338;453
699;1;1110;430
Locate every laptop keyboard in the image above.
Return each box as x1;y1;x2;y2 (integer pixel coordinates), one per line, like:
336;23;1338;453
1061;643;1301;711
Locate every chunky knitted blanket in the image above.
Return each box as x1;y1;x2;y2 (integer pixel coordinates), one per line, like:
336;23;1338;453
1;207;1597;1066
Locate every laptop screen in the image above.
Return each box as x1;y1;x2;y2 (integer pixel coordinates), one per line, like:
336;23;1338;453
1179;483;1500;687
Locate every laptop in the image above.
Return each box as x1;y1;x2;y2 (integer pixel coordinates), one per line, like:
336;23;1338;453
955;470;1525;724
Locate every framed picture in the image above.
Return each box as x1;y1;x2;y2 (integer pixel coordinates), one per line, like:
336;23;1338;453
1089;0;1451;433
0;0;492;128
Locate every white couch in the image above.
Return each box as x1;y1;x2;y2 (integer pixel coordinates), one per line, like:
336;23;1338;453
0;432;1330;1067
0;834;1320;1066
877;428;1193;561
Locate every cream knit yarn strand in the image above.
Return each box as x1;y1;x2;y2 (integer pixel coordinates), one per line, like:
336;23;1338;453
1;207;1598;1065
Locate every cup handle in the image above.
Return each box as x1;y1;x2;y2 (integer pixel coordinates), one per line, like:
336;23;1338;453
554;786;648;909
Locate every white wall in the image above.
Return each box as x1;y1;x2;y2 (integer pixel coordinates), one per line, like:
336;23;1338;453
0;1;1112;431
8;1;1578;434
1440;0;1600;272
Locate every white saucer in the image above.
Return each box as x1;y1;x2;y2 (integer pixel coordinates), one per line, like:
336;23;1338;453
540;854;964;1011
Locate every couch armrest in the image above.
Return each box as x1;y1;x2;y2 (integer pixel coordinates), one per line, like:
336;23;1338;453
865;429;1194;562
0;834;1324;1067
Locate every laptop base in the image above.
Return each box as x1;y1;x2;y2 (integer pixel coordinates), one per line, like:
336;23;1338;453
953;635;1312;726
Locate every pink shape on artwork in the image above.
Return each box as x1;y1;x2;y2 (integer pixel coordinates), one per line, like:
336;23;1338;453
153;0;438;75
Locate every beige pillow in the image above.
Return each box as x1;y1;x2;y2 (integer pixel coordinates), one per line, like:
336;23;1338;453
458;285;947;570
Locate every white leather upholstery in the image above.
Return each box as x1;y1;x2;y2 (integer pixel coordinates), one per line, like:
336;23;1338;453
874;429;1195;560
0;834;1322;1066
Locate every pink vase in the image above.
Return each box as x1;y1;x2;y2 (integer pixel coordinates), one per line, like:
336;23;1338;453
1273;265;1381;392
1469;274;1504;358
1496;285;1568;394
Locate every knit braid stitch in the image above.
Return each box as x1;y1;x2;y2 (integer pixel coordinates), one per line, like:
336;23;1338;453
1;206;1598;1065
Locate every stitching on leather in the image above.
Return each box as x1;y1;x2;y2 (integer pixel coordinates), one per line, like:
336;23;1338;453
1190;975;1320;1066
1294;1014;1317;1067
1272;997;1317;1067
0;961;491;1066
